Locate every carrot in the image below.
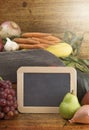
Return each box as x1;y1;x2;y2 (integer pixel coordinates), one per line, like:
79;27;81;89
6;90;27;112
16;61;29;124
13;38;40;44
19;43;50;49
32;37;56;45
21;32;51;38
42;35;61;43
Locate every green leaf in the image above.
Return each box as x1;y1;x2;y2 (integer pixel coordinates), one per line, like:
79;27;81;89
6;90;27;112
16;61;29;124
61;56;89;73
63;31;83;56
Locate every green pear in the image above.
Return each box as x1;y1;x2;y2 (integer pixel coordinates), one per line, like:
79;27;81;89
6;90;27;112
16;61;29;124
59;93;81;120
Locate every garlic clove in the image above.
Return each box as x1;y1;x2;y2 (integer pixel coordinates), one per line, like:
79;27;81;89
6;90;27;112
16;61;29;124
4;37;19;51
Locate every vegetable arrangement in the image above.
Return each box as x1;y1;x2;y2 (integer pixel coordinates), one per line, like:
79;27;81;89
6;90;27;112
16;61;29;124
0;20;89;123
0;21;89;98
0;22;62;51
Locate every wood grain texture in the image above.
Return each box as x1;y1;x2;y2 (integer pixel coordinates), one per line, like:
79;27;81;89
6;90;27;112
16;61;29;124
0;113;89;130
0;0;89;58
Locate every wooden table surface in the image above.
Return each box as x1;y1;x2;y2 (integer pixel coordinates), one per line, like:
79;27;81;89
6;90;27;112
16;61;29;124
0;113;89;130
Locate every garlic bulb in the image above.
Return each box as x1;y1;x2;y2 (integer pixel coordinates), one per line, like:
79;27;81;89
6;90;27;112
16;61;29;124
4;38;19;51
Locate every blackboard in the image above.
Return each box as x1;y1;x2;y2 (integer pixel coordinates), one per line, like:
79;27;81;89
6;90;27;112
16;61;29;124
17;67;77;113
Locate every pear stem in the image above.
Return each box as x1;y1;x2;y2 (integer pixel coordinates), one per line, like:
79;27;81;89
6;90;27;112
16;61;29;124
70;89;74;95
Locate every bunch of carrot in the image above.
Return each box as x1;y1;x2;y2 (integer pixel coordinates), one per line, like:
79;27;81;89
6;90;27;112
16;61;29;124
13;32;61;49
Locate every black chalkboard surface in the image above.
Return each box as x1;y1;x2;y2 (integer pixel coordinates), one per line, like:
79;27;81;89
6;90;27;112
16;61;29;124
24;73;70;106
17;67;77;113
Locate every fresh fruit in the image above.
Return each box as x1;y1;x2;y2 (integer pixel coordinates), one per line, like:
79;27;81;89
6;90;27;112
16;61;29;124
0;79;18;119
69;105;89;124
46;43;73;58
0;38;4;51
81;91;89;105
59;93;81;119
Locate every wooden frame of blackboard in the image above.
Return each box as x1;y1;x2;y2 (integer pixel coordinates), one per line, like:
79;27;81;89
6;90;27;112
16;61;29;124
17;66;77;113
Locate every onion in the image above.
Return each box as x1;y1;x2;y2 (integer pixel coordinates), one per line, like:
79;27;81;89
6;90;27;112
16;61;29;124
0;21;21;38
69;105;89;124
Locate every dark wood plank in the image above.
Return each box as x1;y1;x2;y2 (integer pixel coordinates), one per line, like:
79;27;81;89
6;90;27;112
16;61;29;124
0;0;89;58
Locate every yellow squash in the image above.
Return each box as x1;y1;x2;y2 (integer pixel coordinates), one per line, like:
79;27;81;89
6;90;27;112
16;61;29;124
46;42;73;58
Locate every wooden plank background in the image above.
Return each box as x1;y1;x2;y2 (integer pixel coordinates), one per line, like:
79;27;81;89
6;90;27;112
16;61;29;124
0;0;89;58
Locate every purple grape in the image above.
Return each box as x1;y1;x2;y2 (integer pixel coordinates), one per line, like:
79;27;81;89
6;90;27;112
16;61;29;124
7;100;14;107
13;97;17;102
6;80;12;88
3;83;9;89
0;81;7;89
0;106;2;111
13;102;18;109
10;89;15;96
4;88;10;95
3;106;10;113
10;106;15;111
0;79;18;120
0;99;7;106
7;94;13;101
0;87;4;91
7;111;14;117
0;81;5;88
0;112;4;119
14;110;19;116
0;91;7;99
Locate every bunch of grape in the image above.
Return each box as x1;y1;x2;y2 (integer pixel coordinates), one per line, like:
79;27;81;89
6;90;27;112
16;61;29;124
0;80;18;119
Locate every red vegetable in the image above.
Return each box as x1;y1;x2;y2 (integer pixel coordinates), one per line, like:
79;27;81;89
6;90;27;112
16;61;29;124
0;37;4;51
